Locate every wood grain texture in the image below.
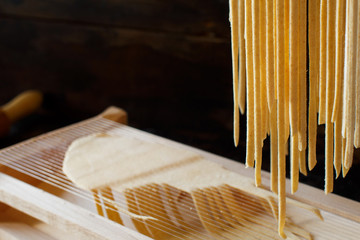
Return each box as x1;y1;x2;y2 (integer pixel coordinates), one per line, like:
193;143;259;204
0;15;231;112
0;172;151;240
0;0;228;37
0;0;231;105
0;204;77;240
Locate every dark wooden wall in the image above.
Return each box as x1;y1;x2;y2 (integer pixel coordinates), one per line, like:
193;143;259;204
0;0;359;201
0;0;238;153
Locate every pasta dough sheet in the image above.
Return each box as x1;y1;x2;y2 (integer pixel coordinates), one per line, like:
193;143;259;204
63;133;321;240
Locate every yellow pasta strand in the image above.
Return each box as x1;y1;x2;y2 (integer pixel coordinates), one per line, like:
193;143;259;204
324;0;336;194
334;111;343;178
332;0;346;123
260;0;268;141
308;0;319;171
245;0;255;168
344;0;358;169
238;0;246;114
266;0;276;112
298;151;306;178
333;0;346;178
298;0;307;178
298;0;307;152
290;134;299;194
354;0;360;147
273;0;277;100
276;0;286;237
315;0;321;111
230;0;240;147
270;102;278;194
318;0;327;125
284;0;290;141
341;137;350;177
342;0;350;139
289;0;299;137
252;0;263;187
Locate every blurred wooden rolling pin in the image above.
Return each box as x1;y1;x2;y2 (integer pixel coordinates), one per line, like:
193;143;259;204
0;90;43;137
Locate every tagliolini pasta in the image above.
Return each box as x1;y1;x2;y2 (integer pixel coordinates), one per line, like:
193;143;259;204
229;0;359;238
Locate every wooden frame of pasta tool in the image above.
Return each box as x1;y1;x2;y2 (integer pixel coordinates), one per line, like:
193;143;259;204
0;107;359;239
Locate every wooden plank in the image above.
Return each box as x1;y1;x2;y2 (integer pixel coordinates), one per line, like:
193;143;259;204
0;223;55;240
0;0;229;37
0;204;77;240
0;203;76;240
0;172;151;240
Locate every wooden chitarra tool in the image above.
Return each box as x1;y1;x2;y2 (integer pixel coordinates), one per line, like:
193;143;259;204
0;107;360;240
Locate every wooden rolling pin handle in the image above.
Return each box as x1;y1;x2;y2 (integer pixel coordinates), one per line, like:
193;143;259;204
0;90;43;136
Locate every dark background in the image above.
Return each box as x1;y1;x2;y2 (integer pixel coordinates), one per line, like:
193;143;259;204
0;0;359;202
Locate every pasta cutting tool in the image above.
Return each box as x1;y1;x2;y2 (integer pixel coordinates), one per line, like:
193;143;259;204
0;107;359;239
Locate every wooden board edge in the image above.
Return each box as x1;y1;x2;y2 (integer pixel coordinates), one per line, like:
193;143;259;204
0;172;151;240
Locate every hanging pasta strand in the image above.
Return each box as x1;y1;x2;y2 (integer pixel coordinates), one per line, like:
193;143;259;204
299;149;307;177
318;0;328;125
298;0;308;176
284;0;290;141
344;0;358;169
298;0;307;150
268;0;278;195
290;133;299;194
315;0;321;110
270;102;278;194
308;0;320;171
342;0;350;139
342;137;350;177
252;0;263;187
238;0;246;114
230;0;240;147
260;0;268;141
289;0;299;137
289;0;300;193
276;0;286;237
354;0;360;147
332;0;346;123
245;0;255;168
333;0;346;178
273;0;277;99
266;0;275;112
325;0;336;194
238;0;246;115
334;96;344;178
